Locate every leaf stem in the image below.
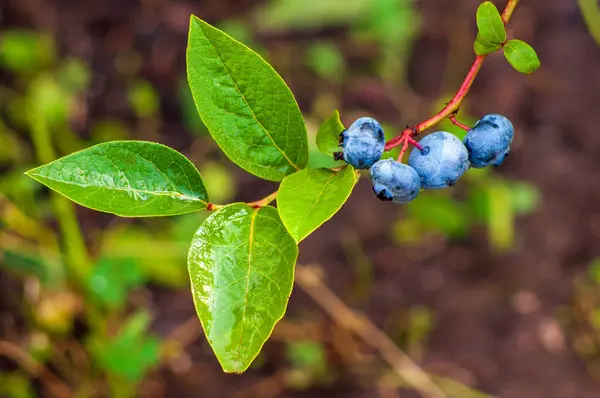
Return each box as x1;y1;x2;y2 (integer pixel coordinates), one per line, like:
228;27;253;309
30;120;92;284
448;114;472;131
207;191;278;211
384;0;519;151
248;191;278;208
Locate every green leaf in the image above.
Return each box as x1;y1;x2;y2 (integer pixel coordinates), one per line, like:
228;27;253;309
87;257;145;309
503;39;541;74
188;204;298;373
406;192;469;238
509;181;540;215
316;110;345;157
187;17;308;181
92;311;161;381
306;42;345;83
25;141;209;217
473;33;502;55
487;182;514;251
278;167;356;242
128;79;160;119
0;30;55;74
476;1;506;44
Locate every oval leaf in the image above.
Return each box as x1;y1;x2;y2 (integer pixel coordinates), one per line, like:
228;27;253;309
188;204;298;373
503;39;541;74
316;109;345;157
476;1;506;44
187;17;308;181
473;33;502;55
25;141;208;217
278;166;356;242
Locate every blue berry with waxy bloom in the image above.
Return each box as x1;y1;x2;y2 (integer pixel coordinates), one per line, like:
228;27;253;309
370;158;421;204
463;113;514;168
408;131;470;189
334;117;385;169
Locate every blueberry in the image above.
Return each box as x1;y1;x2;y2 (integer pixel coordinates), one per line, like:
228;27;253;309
370;158;421;204
463;113;514;168
338;117;385;169
408;131;470;189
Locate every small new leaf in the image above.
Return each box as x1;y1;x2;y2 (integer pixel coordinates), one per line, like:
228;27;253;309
278;166;356;242
476;1;506;45
473;33;502;55
316;110;345;157
25;141;209;217
503;39;541;74
187;17;308;181
188;204;298;373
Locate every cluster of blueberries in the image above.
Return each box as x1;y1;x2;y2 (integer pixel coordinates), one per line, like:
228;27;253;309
336;114;514;204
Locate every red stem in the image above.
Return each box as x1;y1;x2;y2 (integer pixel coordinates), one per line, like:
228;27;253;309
448;114;472;131
384;0;519;151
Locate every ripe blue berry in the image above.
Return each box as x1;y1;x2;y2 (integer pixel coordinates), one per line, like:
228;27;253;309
463;113;514;168
408;131;470;189
370;158;421;204
338;117;385;169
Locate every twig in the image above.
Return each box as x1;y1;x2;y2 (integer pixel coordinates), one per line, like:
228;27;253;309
0;340;72;398
385;0;520;151
295;265;446;397
207;191;278;211
448;115;471;132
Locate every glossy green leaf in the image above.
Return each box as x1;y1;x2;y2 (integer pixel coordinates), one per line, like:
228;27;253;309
187;17;308;181
188;204;298;373
26;141;209;217
476;1;506;44
473;33;502;55
503;39;541;74
315;110;345;157
278;167;356;242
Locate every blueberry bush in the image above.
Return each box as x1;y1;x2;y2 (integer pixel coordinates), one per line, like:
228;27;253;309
25;0;539;373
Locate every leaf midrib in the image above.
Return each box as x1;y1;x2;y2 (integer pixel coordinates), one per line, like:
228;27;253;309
236;207;259;363
199;23;300;171
27;172;206;204
507;41;538;70
298;172;337;236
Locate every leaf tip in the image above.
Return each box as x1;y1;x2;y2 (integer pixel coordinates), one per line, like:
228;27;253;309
24;167;38;179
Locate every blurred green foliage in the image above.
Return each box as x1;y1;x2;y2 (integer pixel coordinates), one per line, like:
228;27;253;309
564;259;600;380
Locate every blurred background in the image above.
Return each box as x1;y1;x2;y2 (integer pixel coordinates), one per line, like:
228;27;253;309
1;0;600;397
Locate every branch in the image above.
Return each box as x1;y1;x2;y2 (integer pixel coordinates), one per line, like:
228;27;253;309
0;340;72;398
385;0;520;152
296;265;447;397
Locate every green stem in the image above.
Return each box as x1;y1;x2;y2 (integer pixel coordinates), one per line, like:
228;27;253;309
31;120;92;284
